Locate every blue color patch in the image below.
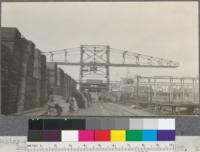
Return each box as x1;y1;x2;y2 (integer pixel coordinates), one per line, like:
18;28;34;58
142;130;157;141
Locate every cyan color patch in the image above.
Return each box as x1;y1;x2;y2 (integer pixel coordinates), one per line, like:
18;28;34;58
142;130;157;141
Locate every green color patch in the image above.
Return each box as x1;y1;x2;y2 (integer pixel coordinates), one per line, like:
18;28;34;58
126;130;143;141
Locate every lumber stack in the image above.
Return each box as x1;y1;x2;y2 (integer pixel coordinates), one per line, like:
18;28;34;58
1;27;78;115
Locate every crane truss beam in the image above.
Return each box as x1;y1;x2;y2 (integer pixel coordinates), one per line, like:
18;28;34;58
55;62;178;68
44;45;180;92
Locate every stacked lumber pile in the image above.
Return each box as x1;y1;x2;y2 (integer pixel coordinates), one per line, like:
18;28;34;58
72;91;88;108
18;39;34;111
64;74;71;98
1;27;48;114
47;65;77;99
32;49;42;107
46;62;57;95
2;28;22;114
1;27;78;115
69;97;79;112
40;55;48;106
56;68;65;96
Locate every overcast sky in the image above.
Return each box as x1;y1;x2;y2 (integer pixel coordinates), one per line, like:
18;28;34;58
2;2;199;81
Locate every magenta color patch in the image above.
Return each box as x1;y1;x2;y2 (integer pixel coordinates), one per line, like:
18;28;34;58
79;130;94;141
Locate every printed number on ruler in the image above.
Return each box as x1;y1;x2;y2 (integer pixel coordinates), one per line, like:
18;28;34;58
26;142;175;152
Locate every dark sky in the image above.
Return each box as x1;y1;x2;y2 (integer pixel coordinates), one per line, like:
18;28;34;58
2;2;198;81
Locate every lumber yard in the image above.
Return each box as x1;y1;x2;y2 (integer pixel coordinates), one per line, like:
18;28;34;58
1;27;199;116
1;27;79;116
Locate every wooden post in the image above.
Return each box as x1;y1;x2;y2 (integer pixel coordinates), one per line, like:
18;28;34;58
148;78;152;103
153;77;157;98
169;77;173;104
79;45;84;91
181;78;185;102
136;75;140;101
192;78;196;103
106;45;110;91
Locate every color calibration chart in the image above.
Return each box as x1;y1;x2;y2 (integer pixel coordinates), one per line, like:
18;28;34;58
27;118;175;152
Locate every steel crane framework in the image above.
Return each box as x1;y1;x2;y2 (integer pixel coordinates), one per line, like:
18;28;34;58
43;45;179;92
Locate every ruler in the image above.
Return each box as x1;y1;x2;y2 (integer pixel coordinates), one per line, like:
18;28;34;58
26;142;175;152
2;136;200;152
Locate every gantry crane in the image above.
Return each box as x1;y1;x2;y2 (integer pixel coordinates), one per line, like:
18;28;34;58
43;45;179;92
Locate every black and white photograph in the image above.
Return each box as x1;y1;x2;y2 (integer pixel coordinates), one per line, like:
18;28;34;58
1;1;199;116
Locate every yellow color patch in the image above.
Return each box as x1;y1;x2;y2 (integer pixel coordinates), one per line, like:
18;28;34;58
111;130;126;141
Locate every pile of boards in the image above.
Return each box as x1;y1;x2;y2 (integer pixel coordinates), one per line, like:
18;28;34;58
69;97;79;112
1;27;48;114
46;63;77;99
1;27;77;115
2;33;21;114
71;91;91;109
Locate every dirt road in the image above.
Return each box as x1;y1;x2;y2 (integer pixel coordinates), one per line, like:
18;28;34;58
68;102;155;116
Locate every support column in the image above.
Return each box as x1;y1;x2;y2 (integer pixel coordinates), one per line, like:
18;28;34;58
153;77;157;98
136;75;140;101
106;45;110;91
192;78;196;103
79;45;84;91
181;78;185;102
148;78;152;103
169;77;173;104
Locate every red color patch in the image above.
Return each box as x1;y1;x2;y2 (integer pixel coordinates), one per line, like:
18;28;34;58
94;130;110;141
